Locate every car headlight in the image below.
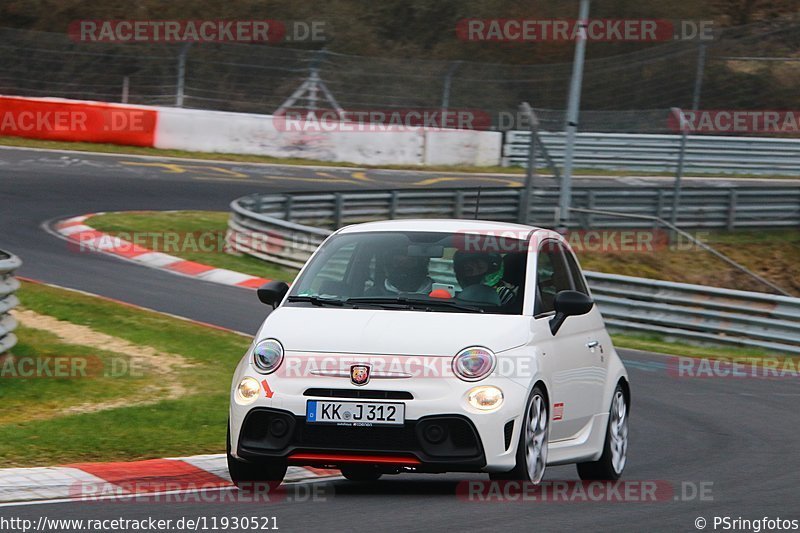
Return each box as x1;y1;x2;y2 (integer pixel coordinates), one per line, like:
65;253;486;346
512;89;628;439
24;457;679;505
253;339;284;374
452;346;495;381
467;385;504;411
236;377;261;405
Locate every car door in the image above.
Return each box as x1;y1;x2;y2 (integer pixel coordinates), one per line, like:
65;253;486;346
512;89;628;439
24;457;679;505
532;240;602;441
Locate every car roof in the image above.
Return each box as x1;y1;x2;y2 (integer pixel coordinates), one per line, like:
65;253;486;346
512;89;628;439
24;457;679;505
336;218;551;236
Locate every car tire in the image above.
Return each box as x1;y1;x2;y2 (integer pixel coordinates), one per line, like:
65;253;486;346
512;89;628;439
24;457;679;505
340;465;383;482
227;421;287;490
576;384;628;481
489;384;549;484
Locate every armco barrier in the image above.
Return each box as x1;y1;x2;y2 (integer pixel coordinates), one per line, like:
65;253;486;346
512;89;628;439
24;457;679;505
227;192;800;353
504;131;800;176
228;187;800;232
0;250;21;355
586;271;800;354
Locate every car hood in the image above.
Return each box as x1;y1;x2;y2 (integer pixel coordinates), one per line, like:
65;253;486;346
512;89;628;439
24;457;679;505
257;307;529;356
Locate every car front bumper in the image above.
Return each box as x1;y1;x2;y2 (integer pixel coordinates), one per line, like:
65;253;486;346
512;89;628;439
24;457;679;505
229;357;532;472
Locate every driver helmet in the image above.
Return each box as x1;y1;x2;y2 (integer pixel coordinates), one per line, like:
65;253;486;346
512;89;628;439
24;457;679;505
453;251;504;288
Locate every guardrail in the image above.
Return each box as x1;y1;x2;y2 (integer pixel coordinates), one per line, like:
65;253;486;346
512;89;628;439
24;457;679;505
228;192;800;353
586;272;800;354
503;132;800;176
228;186;800;232
0;250;21;355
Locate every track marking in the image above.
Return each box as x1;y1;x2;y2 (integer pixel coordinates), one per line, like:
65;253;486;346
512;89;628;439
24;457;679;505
121;161;249;179
413;176;522;187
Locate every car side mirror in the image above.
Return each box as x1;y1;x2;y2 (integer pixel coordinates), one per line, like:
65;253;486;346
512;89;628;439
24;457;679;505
257;281;289;308
549;290;594;335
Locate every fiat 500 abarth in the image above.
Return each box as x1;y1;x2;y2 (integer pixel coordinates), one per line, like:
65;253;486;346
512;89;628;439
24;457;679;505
228;219;629;485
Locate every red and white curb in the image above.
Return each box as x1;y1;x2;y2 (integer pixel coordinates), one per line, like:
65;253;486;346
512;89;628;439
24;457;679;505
52;214;271;290
0;455;339;505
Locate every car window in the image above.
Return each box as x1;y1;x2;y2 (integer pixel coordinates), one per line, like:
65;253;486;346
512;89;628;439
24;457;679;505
535;241;572;315
308;242;357;296
563;249;589;295
287;231;528;315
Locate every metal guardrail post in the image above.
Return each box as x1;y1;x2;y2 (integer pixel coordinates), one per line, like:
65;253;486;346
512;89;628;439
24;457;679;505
670;107;689;228
389;191;400;220
175;43;191;108
559;0;591;230
727;190;738;231
518;102;538;225
334;193;344;228
0;250;22;356
584;190;596;229
284;196;294;222
454;190;464;219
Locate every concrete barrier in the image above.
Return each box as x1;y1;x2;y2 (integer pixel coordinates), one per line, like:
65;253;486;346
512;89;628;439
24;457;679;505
0;95;502;166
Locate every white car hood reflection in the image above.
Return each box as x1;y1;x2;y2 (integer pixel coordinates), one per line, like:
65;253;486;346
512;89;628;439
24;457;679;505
258;306;529;356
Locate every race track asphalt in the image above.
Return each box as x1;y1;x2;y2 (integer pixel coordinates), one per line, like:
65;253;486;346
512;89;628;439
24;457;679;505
1;146;798;532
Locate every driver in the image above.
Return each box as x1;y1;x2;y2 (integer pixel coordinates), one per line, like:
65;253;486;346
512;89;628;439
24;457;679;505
453;251;517;304
369;247;433;295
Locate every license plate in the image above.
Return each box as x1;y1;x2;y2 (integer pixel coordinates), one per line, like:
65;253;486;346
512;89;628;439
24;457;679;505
306;400;405;426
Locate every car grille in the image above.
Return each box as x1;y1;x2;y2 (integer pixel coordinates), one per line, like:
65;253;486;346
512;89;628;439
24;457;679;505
303;388;413;400
298;421;417;450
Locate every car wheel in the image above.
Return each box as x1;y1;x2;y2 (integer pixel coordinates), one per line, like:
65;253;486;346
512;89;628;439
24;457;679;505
340;465;383;482
577;384;628;481
227;421;287;490
489;385;548;483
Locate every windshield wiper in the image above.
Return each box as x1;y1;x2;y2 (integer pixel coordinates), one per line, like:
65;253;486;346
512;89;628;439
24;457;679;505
346;296;483;313
286;295;345;307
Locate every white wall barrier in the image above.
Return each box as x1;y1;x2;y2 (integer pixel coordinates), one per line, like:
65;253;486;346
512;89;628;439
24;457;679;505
0;95;502;167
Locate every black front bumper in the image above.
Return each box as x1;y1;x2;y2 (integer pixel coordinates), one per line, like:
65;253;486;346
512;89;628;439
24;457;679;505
237;407;487;472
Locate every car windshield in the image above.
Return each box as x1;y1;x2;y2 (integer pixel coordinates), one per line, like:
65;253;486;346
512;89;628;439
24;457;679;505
287;231;529;315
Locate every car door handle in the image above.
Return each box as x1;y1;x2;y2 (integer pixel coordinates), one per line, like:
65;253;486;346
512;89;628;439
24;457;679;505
586;340;600;350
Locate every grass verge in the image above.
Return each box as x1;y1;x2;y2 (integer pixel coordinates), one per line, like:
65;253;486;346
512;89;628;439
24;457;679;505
611;333;785;360
89;210;297;282
1;281;251;467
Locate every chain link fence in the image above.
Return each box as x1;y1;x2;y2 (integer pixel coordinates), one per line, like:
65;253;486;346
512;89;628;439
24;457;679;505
2;23;800;133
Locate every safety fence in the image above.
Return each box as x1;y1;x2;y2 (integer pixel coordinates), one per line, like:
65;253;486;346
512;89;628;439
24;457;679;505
229;187;800;234
503;132;800;176
227;191;800;353
0;250;21;355
586;271;800;354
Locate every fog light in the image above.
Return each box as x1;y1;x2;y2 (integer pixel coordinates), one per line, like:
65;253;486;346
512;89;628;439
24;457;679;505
423;423;447;444
236;377;261;405
467;386;504;411
270;418;289;438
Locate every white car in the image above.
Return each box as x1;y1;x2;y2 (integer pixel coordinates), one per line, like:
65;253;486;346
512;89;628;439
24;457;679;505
228;219;629;485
